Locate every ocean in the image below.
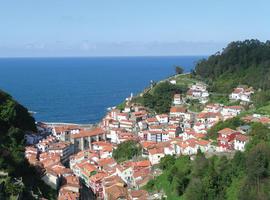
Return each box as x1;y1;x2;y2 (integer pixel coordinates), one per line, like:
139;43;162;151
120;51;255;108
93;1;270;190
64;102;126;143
0;56;204;124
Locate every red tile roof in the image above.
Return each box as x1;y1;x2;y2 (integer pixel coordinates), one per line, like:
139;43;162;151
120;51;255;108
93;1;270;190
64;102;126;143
235;134;249;142
170;106;187;113
71;127;104;139
218;128;236;135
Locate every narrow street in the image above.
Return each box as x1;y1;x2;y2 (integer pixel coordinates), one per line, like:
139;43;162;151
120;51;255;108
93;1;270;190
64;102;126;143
80;184;95;200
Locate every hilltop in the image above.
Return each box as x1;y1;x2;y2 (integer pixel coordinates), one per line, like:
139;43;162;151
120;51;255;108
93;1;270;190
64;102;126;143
195;39;270;93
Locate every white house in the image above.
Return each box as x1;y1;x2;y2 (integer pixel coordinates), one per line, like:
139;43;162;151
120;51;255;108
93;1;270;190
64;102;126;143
230;86;254;102
170;106;187;117
148;147;165;165
173;94;182;105
234;134;249;151
221;106;243;119
116;163;133;184
156;114;169;124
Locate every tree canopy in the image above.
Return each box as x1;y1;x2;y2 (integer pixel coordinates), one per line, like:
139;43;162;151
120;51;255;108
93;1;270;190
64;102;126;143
0;90;56;200
141;82;187;114
195;40;270;94
112;140;142;163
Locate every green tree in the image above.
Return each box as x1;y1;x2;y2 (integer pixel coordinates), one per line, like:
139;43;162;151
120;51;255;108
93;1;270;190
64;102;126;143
112;140;142;163
159;155;176;170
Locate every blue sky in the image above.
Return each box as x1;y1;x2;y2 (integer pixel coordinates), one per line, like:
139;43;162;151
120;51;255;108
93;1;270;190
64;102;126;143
0;0;269;57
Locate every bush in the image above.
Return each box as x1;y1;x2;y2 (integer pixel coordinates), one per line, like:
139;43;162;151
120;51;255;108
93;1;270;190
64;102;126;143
112;140;142;163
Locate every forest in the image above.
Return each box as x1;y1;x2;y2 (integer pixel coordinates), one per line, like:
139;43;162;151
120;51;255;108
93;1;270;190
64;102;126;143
195;39;270;93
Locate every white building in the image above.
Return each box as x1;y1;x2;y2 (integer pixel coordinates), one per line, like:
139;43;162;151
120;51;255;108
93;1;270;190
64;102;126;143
148;147;165;165
173;94;182;105
156;114;169;124
230;86;254;102
234;134;249;151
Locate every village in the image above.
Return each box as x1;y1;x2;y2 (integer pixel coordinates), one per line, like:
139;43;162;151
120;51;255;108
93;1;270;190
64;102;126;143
24;79;270;200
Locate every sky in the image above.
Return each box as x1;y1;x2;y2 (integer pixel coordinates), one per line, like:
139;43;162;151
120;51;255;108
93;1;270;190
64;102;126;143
0;0;269;57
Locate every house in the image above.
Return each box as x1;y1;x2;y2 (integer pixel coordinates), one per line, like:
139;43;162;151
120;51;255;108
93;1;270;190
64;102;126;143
169;116;181;125
79;162;97;187
70;127;106;152
25;146;38;165
203;104;222;113
217;128;239;151
197;112;220;125
96;158;117;171
52;125;80;142
58;187;80;200
48;141;74;163
102;175;128;200
156;114;169;124
36;135;57;152
116;162;133;184
42;163;72;189
230;86;254;102
196;139;211;153
92;141;113;158
178;139;198;155
166;125;181;139
173;94;182;105
117;132;138;144
141;141;157;157
110;109;121;120
61;174;80;193
193;122;207;134
234;134;249;151
145;117;159;126
147;131;163;143
89;172;108;199
148;146;165;165
242;114;270;125
170;106;187;117
39;152;61;168
186;83;209;103
117;113;129;121
138;121;148;131
221;106;243;120
170;79;176;85
119;119;134;131
130;111;148;122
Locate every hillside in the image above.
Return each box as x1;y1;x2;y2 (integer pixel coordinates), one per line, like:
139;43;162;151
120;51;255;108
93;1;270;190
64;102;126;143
143;40;270;199
195;39;270;93
0;90;56;199
145;122;270;200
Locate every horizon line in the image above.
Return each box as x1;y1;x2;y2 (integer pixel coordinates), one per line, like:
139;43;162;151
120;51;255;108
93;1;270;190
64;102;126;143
0;55;209;59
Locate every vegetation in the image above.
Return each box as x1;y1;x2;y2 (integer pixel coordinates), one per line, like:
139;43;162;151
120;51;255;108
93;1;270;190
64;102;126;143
143;40;270;199
116;100;126;111
0;90;56;200
145;122;270;199
174;73;198;87
140;81;188;114
207;117;245;140
112;140;142;163
175;66;184;75
186;99;204;113
195;39;270;94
